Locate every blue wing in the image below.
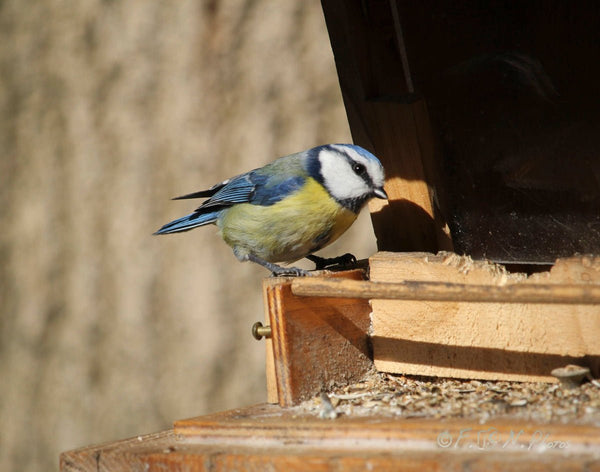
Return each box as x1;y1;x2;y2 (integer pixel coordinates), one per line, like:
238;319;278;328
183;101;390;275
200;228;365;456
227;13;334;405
194;172;305;210
154;210;219;234
155;170;305;235
197;174;258;209
253;175;305;205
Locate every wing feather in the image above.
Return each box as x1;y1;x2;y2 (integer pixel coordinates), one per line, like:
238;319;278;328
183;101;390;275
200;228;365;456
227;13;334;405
195;172;305;210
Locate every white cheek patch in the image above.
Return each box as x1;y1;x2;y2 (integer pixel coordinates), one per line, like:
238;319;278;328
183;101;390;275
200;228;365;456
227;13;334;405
318;150;371;201
328;145;385;189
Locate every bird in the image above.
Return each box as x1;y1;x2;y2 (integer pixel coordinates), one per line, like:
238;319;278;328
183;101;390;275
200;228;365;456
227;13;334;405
154;144;387;276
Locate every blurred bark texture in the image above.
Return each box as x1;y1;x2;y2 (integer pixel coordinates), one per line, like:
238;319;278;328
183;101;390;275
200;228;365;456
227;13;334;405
0;1;377;470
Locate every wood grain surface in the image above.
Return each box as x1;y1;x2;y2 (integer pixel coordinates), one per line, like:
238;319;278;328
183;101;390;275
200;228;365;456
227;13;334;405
367;252;600;381
61;403;600;471
263;269;372;406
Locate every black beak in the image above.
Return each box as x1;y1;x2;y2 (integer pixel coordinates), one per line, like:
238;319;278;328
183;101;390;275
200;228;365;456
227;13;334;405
373;187;388;199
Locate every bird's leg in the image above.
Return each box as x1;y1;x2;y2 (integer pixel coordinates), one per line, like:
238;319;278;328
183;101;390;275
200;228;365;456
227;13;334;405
306;253;357;270
246;253;311;277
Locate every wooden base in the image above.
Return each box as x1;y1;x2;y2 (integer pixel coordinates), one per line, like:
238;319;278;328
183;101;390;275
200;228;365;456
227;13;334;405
61;403;600;471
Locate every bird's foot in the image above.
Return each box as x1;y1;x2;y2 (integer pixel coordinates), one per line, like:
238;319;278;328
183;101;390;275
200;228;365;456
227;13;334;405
306;253;357;270
246;253;311;277
269;265;311;277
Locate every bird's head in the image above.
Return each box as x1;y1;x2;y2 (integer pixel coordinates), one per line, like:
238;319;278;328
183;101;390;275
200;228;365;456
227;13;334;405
309;144;387;212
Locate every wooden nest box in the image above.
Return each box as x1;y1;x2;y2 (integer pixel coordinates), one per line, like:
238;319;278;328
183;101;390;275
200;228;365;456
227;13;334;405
264;0;600;406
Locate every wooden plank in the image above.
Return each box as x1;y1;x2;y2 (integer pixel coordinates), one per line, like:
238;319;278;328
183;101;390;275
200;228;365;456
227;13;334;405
176;404;600;469
262;281;278;404
291;277;600;304
367;252;600;381
321;0;449;253
175;403;600;445
264;270;372;407
62;404;600;471
60;430;181;471
361;101;446;253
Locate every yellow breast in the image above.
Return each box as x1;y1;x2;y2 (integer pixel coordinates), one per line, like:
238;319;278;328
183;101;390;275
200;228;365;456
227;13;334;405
218;178;357;263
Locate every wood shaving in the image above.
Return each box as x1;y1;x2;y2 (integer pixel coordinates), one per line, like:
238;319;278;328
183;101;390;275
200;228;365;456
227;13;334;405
298;369;600;425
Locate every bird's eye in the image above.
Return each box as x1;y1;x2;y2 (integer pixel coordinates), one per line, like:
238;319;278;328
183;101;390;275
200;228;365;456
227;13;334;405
352;162;366;175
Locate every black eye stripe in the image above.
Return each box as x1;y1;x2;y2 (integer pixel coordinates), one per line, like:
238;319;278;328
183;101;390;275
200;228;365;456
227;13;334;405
347;158;373;187
323;145;375;188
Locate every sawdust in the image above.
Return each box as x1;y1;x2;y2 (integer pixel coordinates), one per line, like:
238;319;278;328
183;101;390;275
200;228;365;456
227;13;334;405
299;369;600;425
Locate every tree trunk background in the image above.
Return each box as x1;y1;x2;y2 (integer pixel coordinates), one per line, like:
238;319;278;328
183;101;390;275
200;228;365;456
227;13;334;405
0;1;377;470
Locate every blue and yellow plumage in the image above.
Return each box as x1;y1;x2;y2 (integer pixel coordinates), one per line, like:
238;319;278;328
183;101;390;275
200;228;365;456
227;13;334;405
155;144;387;275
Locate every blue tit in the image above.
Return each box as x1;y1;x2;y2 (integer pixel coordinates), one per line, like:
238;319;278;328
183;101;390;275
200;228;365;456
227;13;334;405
154;144;387;276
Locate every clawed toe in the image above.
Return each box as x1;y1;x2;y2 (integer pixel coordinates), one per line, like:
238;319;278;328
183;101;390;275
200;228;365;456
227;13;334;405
306;253;357;270
336;253;357;266
270;266;311;277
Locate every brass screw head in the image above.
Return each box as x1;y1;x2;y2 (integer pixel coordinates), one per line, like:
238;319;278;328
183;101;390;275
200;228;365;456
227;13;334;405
252;322;272;340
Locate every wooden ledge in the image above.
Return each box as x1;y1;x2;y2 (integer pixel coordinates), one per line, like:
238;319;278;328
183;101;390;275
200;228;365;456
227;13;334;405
292;277;600;304
175;403;600;451
61;403;600;471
